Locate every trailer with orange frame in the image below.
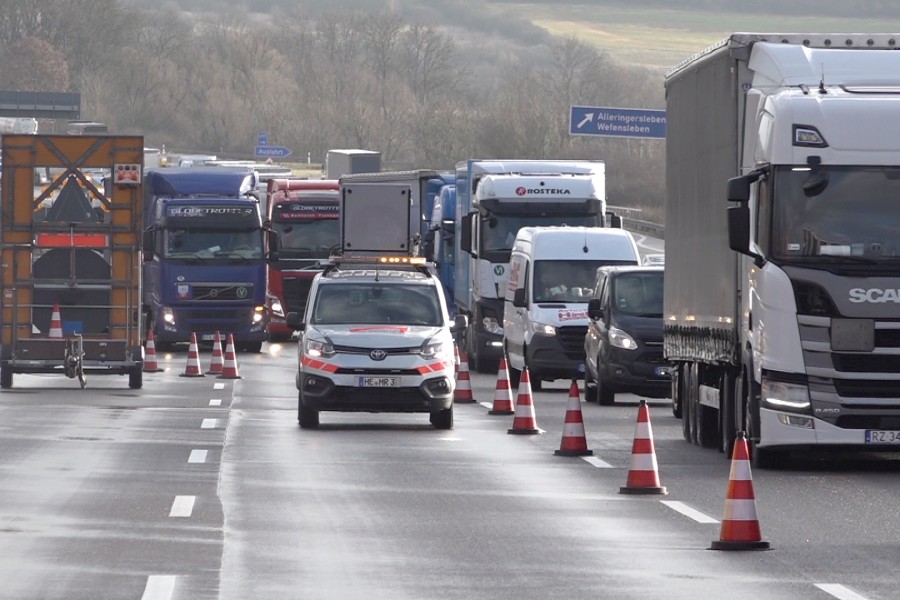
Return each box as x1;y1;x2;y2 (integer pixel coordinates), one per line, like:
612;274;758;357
0;134;144;389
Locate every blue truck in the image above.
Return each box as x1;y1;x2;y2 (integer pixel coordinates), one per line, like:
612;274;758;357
142;167;269;352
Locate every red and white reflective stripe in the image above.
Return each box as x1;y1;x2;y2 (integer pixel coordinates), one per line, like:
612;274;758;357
416;360;453;374
36;232;107;247
301;356;338;373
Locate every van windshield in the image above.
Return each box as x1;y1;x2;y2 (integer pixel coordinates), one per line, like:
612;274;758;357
613;272;663;316
534;260;624;303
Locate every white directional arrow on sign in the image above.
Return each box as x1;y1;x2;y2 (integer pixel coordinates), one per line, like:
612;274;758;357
577;113;594;129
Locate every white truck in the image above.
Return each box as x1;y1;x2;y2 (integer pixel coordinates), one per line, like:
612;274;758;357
665;33;900;467
455;160;613;373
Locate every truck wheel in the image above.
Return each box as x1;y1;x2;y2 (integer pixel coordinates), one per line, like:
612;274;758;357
430;406;454;430
129;366;143;389
298;391;319;429
0;365;12;389
681;364;693;443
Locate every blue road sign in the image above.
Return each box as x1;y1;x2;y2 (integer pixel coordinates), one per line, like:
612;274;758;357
258;132;268;146
570;106;666;139
255;145;292;159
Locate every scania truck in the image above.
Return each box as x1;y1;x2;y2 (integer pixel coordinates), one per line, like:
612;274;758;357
455;160;609;372
665;33;900;467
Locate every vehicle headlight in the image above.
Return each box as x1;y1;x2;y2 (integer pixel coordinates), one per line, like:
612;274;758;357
162;307;175;324
533;322;557;336
420;338;452;361
253;305;266;323
609;326;637;350
761;378;811;414
269;297;284;317
305;337;335;358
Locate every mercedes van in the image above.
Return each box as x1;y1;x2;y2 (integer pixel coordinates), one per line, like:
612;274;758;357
503;227;639;389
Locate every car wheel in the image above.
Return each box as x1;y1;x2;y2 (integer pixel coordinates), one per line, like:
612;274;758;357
298;390;319;429
431;406;453;430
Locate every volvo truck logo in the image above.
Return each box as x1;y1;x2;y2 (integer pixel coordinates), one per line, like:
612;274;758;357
849;288;900;303
369;349;387;361
236;287;248;299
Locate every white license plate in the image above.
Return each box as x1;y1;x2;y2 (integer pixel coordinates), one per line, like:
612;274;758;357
201;334;216;341
865;430;900;444
359;376;398;388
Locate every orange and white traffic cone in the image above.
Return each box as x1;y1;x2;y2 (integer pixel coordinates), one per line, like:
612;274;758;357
454;348;475;404
218;333;242;379
143;330;163;373
508;366;541;435
207;331;224;375
488;353;515;415
181;332;204;377
619;399;667;495
49;304;63;338
710;431;771;550
555;380;593;456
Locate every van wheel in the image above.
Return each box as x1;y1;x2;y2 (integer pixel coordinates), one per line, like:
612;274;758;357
584;366;598;403
298;390;319;429
430;406;454;430
596;374;614;406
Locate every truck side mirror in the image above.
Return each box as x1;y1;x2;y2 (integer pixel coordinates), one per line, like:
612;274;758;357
727;205;752;255
460;213;474;256
587;298;603;320
267;230;280;262
607;213;623;228
512;288;527;308
142;229;154;261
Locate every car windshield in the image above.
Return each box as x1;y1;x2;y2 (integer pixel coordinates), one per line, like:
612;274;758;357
312;283;442;326
613;272;663;316
533;259;627;303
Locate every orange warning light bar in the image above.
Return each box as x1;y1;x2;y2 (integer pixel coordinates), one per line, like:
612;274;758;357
35;233;108;248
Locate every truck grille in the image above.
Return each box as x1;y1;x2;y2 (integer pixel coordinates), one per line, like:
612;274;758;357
189;284;254;301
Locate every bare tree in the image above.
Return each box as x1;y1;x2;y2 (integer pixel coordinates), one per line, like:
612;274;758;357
0;36;69;91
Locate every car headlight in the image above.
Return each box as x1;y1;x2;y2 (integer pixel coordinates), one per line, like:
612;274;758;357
761;378;811;414
533;322;557;336
305;337;335;358
420;338;452;361
609;326;637;350
162;307;175;324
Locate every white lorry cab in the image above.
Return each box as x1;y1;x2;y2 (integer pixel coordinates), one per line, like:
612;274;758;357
503;226;639;390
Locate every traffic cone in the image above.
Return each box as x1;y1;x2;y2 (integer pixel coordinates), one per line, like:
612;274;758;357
49;304;63;338
508;366;541;435
143;330;163;372
488;353;515;415
619;399;667;495
207;331;224;375
710;431;771;550
218;333;242;379
454;348;475;404
555;380;593;456
180;332;205;377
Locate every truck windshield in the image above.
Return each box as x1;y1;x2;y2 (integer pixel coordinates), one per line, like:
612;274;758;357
165;228;262;259
483;215;599;252
772;166;900;262
312;283;441;326
533;260;619;303
273;219;340;259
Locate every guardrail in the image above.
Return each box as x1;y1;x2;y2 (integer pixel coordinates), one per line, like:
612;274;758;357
608;205;664;239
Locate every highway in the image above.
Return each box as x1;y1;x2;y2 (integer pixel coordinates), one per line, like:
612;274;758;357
0;339;898;600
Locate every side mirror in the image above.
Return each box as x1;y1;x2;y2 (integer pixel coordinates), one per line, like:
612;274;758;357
286;311;305;331
587;298;603;320
512;288;527;308
727;205;751;255
460;212;474;256
451;314;468;333
142;229;154;260
607;213;623;229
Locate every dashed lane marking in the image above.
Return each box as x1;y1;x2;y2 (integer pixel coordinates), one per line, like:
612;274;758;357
815;584;869;600
209;399;222;407
141;575;175;600
660;500;718;524
581;455;614;468
188;449;208;464
169;495;195;518
201;418;217;429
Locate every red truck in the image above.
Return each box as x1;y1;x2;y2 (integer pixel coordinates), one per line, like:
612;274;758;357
265;178;340;341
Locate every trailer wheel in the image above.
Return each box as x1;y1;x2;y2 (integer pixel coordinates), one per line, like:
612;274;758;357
0;365;12;389
129;366;143;389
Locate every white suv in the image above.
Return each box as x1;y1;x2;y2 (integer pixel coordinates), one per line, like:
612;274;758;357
287;258;466;429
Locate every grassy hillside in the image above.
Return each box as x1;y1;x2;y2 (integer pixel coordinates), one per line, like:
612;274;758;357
493;2;900;71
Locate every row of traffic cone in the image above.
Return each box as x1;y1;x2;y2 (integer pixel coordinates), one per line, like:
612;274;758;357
452;346;769;551
144;330;241;379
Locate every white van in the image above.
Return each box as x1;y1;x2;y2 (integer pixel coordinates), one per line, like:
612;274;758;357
503;227;639;389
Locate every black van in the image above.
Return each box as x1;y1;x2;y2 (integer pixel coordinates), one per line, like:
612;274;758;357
584;266;671;404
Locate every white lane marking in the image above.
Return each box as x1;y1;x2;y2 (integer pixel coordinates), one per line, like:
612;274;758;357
814;584;870;600
581;455;614;468
479;402;493;410
169;495;195;518
141;575;176;600
213;382;225;390
201;418;217;429
209;399;222;407
660;500;719;524
188;449;208;464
